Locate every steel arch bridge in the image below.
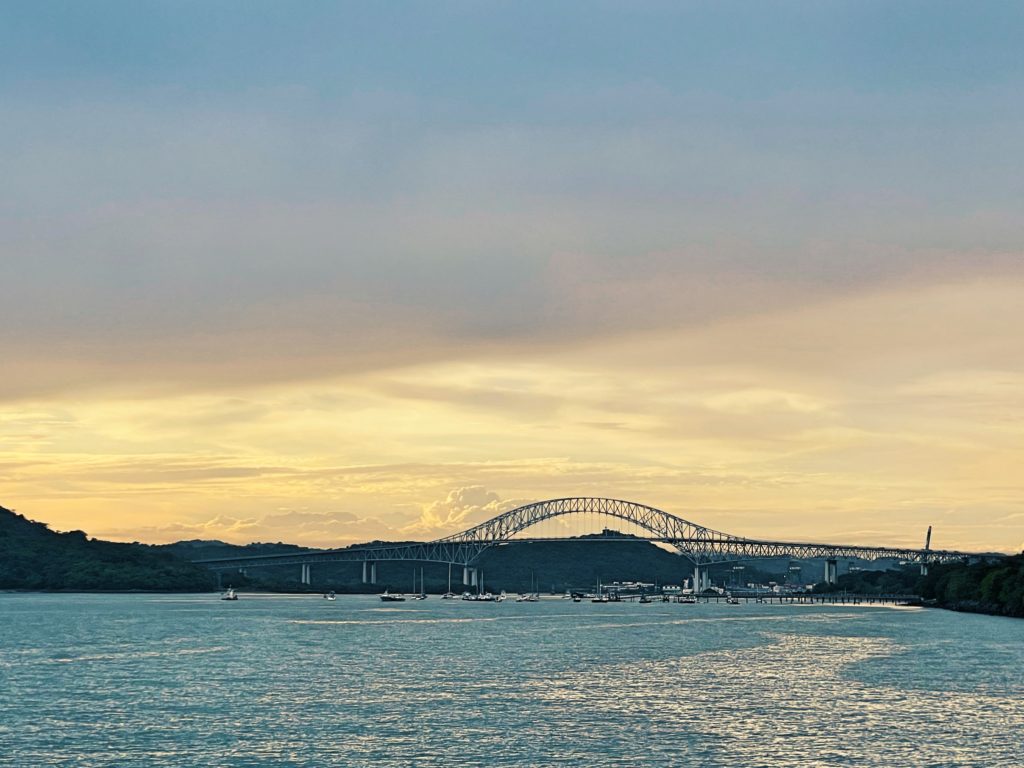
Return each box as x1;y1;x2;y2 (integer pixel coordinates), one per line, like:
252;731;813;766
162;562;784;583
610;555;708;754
194;496;974;572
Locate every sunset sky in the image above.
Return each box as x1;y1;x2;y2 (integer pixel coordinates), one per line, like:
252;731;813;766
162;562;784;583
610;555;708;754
2;2;1023;552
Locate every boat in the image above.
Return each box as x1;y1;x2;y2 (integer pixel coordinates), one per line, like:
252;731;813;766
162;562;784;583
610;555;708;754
410;567;428;600
323;591;336;601
562;590;573;600
572;596;582;603
220;587;238;601
496;591;507;602
680;594;698;604
726;595;740;605
440;564;457;599
379;590;406;602
639;594;652;604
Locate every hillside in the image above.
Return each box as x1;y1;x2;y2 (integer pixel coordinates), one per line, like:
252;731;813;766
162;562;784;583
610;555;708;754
163;533;794;593
0;505;215;591
815;556;1024;618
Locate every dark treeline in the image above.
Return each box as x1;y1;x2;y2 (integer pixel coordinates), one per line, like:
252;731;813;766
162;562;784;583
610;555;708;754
0;506;215;591
172;536;702;594
7;501;1021;617
815;556;1024;618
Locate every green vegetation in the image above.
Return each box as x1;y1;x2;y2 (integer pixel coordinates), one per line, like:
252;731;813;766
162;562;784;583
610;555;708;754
163;535;699;594
815;556;1024;618
7;501;1021;618
0;506;216;591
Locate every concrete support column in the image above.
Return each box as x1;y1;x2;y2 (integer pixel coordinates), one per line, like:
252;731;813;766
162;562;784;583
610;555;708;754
370;562;377;585
693;565;702;593
824;559;838;585
362;561;369;583
300;564;311;585
463;566;470;586
920;562;929;576
470;568;478;587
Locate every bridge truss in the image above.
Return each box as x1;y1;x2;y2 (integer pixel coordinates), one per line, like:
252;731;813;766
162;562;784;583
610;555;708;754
194;496;974;571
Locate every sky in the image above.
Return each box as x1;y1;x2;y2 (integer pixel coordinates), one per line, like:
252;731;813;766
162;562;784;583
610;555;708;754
2;1;1023;553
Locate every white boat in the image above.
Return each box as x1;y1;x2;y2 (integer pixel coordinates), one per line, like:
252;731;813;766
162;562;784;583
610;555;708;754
680;594;697;604
411;567;428;600
220;587;238;601
324;591;336;601
562;590;573;600
379;590;406;602
440;565;456;599
496;591;507;602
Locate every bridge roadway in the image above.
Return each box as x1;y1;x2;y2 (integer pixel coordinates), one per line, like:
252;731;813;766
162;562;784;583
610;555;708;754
194;497;979;584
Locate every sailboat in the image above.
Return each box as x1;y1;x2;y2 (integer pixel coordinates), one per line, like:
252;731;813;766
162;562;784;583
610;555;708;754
220;587;238;601
441;563;457;599
412;567;428;600
526;571;540;601
591;577;610;603
475;569;495;601
323;590;336;601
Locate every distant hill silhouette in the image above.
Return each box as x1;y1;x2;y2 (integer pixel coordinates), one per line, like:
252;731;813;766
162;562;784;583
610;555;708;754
5;504;1020;615
160;531;787;594
0;505;215;591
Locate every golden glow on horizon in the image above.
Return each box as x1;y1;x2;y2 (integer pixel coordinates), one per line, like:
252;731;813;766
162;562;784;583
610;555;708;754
3;276;1023;553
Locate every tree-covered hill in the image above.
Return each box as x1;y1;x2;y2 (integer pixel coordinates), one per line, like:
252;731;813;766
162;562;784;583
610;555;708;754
0;505;216;591
815;556;1024;618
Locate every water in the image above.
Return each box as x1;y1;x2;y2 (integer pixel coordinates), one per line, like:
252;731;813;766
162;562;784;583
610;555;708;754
1;594;1022;767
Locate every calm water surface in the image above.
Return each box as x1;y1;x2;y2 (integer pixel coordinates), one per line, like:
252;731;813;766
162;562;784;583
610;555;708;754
1;593;1022;767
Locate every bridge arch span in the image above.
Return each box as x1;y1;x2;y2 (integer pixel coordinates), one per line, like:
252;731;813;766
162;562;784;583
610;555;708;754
436;496;735;561
194;496;973;572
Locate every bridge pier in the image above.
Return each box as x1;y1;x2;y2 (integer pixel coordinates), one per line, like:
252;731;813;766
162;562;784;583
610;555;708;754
300;564;311;585
693;565;711;593
920;562;929;576
463;566;470;586
362;561;377;584
824;559;838;585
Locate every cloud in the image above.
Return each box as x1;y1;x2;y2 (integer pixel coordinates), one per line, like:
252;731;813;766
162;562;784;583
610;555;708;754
405;486;530;536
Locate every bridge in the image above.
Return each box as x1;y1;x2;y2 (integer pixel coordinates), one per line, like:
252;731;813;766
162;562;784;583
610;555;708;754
195;496;979;588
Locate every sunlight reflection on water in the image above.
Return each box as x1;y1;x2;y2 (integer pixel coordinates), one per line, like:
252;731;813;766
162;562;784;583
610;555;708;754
0;594;1021;767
